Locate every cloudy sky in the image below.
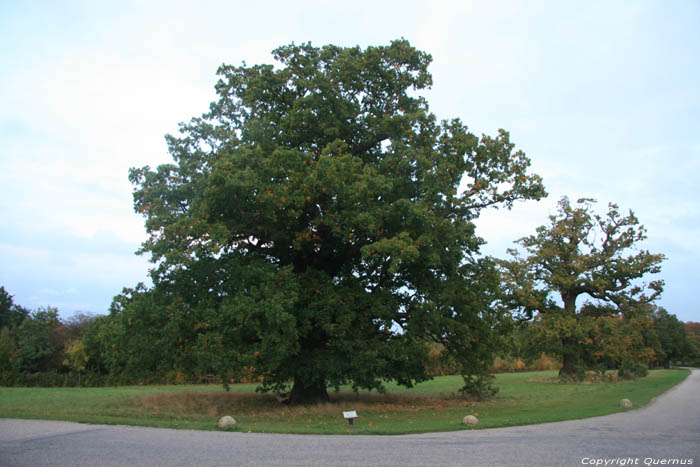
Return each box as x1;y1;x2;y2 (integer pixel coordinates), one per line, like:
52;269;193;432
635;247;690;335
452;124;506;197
1;1;698;322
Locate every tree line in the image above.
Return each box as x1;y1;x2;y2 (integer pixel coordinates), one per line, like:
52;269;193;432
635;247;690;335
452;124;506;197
2;40;698;398
1;282;697;388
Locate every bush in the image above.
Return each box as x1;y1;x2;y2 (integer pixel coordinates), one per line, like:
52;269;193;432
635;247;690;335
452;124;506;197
459;373;499;400
558;367;586;383
617;360;649;380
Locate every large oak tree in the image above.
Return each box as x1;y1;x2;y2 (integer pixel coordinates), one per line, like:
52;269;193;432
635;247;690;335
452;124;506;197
129;40;545;403
499;197;665;378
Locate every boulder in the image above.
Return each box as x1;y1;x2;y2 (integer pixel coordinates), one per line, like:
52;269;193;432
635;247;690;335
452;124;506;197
620;399;632;408
218;415;237;430
462;415;479;426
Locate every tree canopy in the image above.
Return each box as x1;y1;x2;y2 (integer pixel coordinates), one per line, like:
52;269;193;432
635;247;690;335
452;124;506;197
498;197;665;378
129;40;545;403
0;286;29;330
653;307;695;367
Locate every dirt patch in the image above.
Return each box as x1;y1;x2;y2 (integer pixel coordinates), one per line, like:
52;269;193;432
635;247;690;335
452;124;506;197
133;390;467;419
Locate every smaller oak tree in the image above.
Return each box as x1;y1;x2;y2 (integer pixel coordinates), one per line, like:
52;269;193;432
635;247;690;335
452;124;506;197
498;197;665;379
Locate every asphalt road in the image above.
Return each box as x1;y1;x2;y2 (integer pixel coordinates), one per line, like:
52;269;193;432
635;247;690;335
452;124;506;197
1;370;698;467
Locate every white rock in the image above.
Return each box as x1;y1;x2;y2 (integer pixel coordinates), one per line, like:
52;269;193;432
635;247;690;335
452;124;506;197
462;415;479;426
218;415;237;430
620;399;632;408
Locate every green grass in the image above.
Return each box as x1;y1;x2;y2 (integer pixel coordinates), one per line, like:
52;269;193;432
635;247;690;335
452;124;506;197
0;369;689;435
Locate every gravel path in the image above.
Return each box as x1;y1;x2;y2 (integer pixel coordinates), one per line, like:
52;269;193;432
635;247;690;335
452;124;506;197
1;370;698;466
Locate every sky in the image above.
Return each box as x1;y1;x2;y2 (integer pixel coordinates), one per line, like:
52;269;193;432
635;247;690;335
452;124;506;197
1;0;698;322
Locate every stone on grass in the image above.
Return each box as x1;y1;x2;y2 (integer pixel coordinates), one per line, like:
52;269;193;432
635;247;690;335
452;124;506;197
619;399;632;408
218;415;237;430
462;415;479;426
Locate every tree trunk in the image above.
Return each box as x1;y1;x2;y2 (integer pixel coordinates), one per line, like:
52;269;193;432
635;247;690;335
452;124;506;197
559;352;580;380
288;378;329;405
558;292;581;380
562;292;577;315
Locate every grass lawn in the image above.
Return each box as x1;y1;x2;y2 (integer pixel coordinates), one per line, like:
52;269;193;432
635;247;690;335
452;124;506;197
0;369;689;435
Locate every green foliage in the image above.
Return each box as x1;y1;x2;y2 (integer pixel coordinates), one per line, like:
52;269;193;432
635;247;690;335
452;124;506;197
128;40;545;402
459;373;499;400
557;366;587;383
684;322;700;364
63;339;88;374
0;286;29;330
587;305;659;368
653;308;695;367
63;312;97;341
499;197;665;378
14;307;65;373
77;314;112;375
617;360;649;380
99;285;200;381
0;286;204;386
0;327;18;372
0;288;106;383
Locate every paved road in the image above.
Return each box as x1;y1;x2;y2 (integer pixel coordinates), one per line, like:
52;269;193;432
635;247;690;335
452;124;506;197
1;370;698;467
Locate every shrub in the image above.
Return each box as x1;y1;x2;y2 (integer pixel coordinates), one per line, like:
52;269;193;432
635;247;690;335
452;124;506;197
459;373;499;400
618;360;649;380
559;366;586;383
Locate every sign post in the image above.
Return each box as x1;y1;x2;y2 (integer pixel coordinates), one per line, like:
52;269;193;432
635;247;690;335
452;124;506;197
343;410;358;426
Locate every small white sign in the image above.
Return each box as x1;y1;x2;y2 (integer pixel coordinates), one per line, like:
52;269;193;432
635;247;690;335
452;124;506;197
343;411;358;419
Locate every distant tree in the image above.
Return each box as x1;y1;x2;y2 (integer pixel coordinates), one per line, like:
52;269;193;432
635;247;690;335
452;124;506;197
63;339;88;385
0;326;18;372
653;308;694;367
14;307;65;373
0;286;29;330
684;321;700;361
63;311;97;341
129;40;546;403
498;197;665;379
79;314;114;376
